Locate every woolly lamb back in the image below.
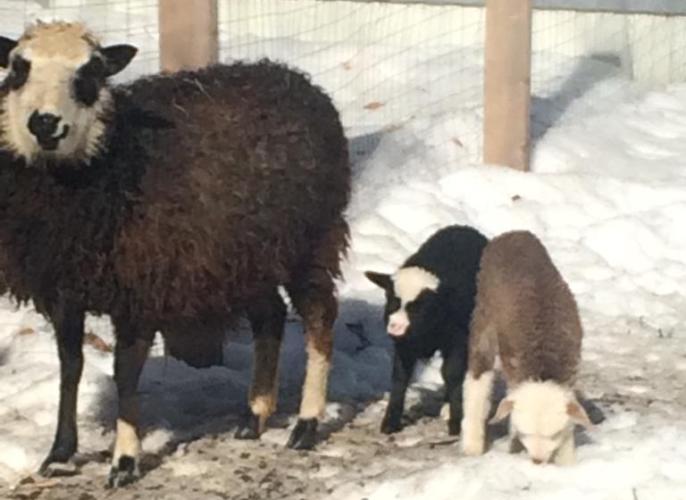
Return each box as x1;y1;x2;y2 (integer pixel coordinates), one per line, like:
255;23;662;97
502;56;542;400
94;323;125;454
476;230;582;386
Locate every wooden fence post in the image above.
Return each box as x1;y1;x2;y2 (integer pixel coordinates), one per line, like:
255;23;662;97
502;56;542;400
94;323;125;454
483;0;533;171
159;0;219;72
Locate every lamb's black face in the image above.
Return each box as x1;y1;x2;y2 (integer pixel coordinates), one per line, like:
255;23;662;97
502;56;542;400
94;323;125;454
365;266;444;340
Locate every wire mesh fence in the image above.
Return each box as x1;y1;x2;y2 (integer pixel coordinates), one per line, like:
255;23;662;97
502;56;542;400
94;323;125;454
1;0;686;372
531;8;686;142
2;1;686;163
0;0;159;81
219;0;486;165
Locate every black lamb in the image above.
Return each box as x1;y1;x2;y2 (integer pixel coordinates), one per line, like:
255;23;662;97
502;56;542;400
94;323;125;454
365;225;487;435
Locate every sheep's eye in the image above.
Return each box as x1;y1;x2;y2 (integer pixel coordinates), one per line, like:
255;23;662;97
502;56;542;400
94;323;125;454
4;55;30;90
72;56;105;106
387;296;401;313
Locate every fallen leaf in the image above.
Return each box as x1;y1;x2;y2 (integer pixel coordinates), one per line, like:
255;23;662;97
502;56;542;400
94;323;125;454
451;137;464;147
85;332;112;353
364;101;384;110
512;194;522;202
16;327;35;336
342;61;353;70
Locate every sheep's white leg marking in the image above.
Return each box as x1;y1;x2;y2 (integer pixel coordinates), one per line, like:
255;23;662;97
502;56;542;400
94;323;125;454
461;370;494;456
113;418;141;464
250;392;277;430
243;291;286;437
299;338;330;419
554;433;576;466
250;334;280;426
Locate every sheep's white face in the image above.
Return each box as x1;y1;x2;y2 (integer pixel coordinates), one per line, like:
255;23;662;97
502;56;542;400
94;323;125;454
491;381;592;464
365;266;441;338
0;22;136;163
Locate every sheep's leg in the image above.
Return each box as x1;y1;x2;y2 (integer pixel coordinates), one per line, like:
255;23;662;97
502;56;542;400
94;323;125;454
381;347;416;434
107;323;152;489
553;432;576;466
285;275;337;450
461;370;495;455
284;220;346;450
235;290;286;440
39;305;85;476
441;342;468;436
461;303;496;456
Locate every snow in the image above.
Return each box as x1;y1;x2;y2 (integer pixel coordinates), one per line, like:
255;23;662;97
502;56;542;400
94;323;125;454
1;1;686;499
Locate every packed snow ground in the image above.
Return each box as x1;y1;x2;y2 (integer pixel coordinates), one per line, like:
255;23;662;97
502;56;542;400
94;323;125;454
1;3;686;500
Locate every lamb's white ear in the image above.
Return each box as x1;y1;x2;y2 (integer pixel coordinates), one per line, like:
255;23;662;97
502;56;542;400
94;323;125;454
489;398;513;424
567;401;593;430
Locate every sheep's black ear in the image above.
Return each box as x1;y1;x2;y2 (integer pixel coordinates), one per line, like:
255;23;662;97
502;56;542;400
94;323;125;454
365;271;392;291
101;44;137;76
0;36;18;68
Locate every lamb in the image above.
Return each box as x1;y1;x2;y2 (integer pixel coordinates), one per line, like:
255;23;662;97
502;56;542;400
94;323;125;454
365;225;488;435
460;230;593;465
0;21;350;487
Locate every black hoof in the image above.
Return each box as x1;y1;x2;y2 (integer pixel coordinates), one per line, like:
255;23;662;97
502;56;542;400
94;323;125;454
39;446;77;477
380;417;403;435
287;418;318;450
448;419;461;436
107;455;140;489
235;412;261;440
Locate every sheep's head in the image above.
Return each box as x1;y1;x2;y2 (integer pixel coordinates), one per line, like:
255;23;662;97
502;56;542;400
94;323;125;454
0;21;136;163
365;266;448;340
490;380;593;465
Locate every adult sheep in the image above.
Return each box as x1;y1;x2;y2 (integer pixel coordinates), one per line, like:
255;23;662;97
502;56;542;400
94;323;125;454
0;21;350;487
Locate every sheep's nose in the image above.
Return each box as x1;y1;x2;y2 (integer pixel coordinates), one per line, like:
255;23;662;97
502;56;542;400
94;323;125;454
387;313;409;337
28;111;68;150
28;111;61;140
532;459;543;465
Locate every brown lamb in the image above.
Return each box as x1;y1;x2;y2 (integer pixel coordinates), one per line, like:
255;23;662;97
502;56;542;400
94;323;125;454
461;230;593;465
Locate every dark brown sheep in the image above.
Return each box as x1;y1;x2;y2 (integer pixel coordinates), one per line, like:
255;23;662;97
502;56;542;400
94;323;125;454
460;230;592;465
0;21;349;487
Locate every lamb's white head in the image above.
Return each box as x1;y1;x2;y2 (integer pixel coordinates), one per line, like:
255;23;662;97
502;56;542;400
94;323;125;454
0;21;137;163
491;380;593;465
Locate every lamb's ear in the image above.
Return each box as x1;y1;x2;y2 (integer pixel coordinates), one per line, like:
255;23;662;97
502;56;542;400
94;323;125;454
101;44;138;76
567;401;593;430
0;36;18;68
365;271;392;291
489;398;513;424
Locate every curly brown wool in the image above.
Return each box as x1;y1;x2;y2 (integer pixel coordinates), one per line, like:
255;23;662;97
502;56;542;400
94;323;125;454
0;55;350;485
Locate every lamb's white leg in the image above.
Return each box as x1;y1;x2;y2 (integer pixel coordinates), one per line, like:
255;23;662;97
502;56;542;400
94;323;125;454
461;370;494;456
554;432;576;466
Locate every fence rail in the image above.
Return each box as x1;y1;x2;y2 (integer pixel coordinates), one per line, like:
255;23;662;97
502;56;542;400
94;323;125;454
325;0;686;16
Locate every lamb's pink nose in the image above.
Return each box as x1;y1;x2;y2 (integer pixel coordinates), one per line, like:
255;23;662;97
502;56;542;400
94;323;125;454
387;313;409;337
